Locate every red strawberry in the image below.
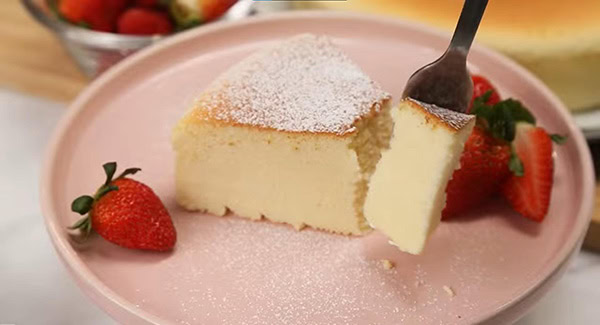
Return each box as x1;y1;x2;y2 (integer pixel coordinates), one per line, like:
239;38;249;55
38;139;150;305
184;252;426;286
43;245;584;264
117;8;173;35
135;0;161;7
200;0;238;21
469;75;501;113
443;126;512;218
59;0;129;32
501;124;554;222
70;162;176;251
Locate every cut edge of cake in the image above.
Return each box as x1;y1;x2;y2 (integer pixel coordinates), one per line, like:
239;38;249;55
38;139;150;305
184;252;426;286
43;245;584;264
364;98;475;254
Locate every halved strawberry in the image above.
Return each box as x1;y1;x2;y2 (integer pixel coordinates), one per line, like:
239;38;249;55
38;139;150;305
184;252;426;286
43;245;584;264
444;88;534;218
501;123;554;222
442;126;512;218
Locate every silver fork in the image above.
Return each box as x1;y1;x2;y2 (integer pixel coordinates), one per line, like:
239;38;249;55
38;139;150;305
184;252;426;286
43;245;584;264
402;0;489;113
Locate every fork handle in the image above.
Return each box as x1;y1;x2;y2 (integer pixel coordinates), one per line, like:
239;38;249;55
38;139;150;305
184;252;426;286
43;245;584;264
450;0;488;52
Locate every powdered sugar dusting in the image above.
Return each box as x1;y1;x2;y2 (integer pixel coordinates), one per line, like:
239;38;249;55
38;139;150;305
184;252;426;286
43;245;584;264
194;34;390;135
158;215;483;325
97;205;527;324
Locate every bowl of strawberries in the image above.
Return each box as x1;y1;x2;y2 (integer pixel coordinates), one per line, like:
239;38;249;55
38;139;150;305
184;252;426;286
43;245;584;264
22;0;241;77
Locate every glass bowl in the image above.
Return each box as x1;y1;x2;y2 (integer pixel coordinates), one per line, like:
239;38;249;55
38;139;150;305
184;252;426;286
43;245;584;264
21;0;253;78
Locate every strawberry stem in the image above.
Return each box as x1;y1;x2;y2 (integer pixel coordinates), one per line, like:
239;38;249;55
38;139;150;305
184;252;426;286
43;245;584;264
509;148;524;177
95;185;119;200
550;134;568;145
69;162;141;238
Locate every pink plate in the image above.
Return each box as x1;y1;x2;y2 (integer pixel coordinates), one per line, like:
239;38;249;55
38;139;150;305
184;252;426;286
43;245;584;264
41;12;594;325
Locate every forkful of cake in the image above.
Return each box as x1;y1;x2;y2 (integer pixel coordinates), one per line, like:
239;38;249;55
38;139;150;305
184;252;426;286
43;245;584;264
402;0;489;113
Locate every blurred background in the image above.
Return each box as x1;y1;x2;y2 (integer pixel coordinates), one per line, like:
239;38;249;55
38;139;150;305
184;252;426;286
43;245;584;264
1;0;600;324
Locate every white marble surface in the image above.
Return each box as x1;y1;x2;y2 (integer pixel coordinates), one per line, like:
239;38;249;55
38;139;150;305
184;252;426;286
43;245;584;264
1;88;599;324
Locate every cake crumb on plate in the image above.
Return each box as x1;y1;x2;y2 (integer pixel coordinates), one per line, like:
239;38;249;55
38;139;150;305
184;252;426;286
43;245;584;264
443;285;456;297
380;259;395;270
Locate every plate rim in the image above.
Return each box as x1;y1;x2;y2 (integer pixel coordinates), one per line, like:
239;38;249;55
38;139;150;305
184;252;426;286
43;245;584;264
40;10;596;325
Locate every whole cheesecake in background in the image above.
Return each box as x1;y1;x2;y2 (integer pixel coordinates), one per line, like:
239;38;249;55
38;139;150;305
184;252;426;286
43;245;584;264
172;34;474;253
299;0;600;111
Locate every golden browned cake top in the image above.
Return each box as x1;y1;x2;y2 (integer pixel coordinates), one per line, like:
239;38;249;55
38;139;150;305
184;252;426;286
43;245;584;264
302;0;600;55
191;34;390;135
404;98;474;132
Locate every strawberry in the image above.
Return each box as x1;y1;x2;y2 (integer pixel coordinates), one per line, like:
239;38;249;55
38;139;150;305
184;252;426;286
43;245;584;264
58;0;130;32
170;0;237;29
117;8;174;35
70;162;176;251
200;0;238;21
469;75;501;113
443;82;566;221
443;91;535;218
135;0;162;7
442;126;512;218
501;124;555;222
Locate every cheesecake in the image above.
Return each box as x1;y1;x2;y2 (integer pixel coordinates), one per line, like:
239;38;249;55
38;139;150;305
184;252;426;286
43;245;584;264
172;34;393;235
298;0;600;110
364;99;474;254
172;34;474;254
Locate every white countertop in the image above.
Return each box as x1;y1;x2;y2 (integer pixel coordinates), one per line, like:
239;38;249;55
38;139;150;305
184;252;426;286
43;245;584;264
1;88;599;324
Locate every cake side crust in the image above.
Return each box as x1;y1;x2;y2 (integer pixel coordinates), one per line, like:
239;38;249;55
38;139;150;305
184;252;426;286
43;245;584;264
404;98;474;132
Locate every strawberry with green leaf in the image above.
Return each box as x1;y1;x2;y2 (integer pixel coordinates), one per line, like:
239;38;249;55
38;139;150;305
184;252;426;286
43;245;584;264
70;162;176;251
443;75;566;221
468;75;501;112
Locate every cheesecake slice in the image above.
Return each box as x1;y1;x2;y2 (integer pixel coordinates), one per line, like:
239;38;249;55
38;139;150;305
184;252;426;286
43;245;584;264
172;34;392;235
364;99;475;254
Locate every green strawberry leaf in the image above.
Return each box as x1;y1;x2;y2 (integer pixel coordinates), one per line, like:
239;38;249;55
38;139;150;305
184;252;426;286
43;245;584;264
477;90;493;105
491;105;516;142
550;134;568;144
498;99;536;124
69;217;93;237
472;93;535;143
83;217;93;238
117;167;142;180
68;216;90;230
103;162;117;186
509;150;524;177
471;102;493;125
71;195;94;215
77;22;91;29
